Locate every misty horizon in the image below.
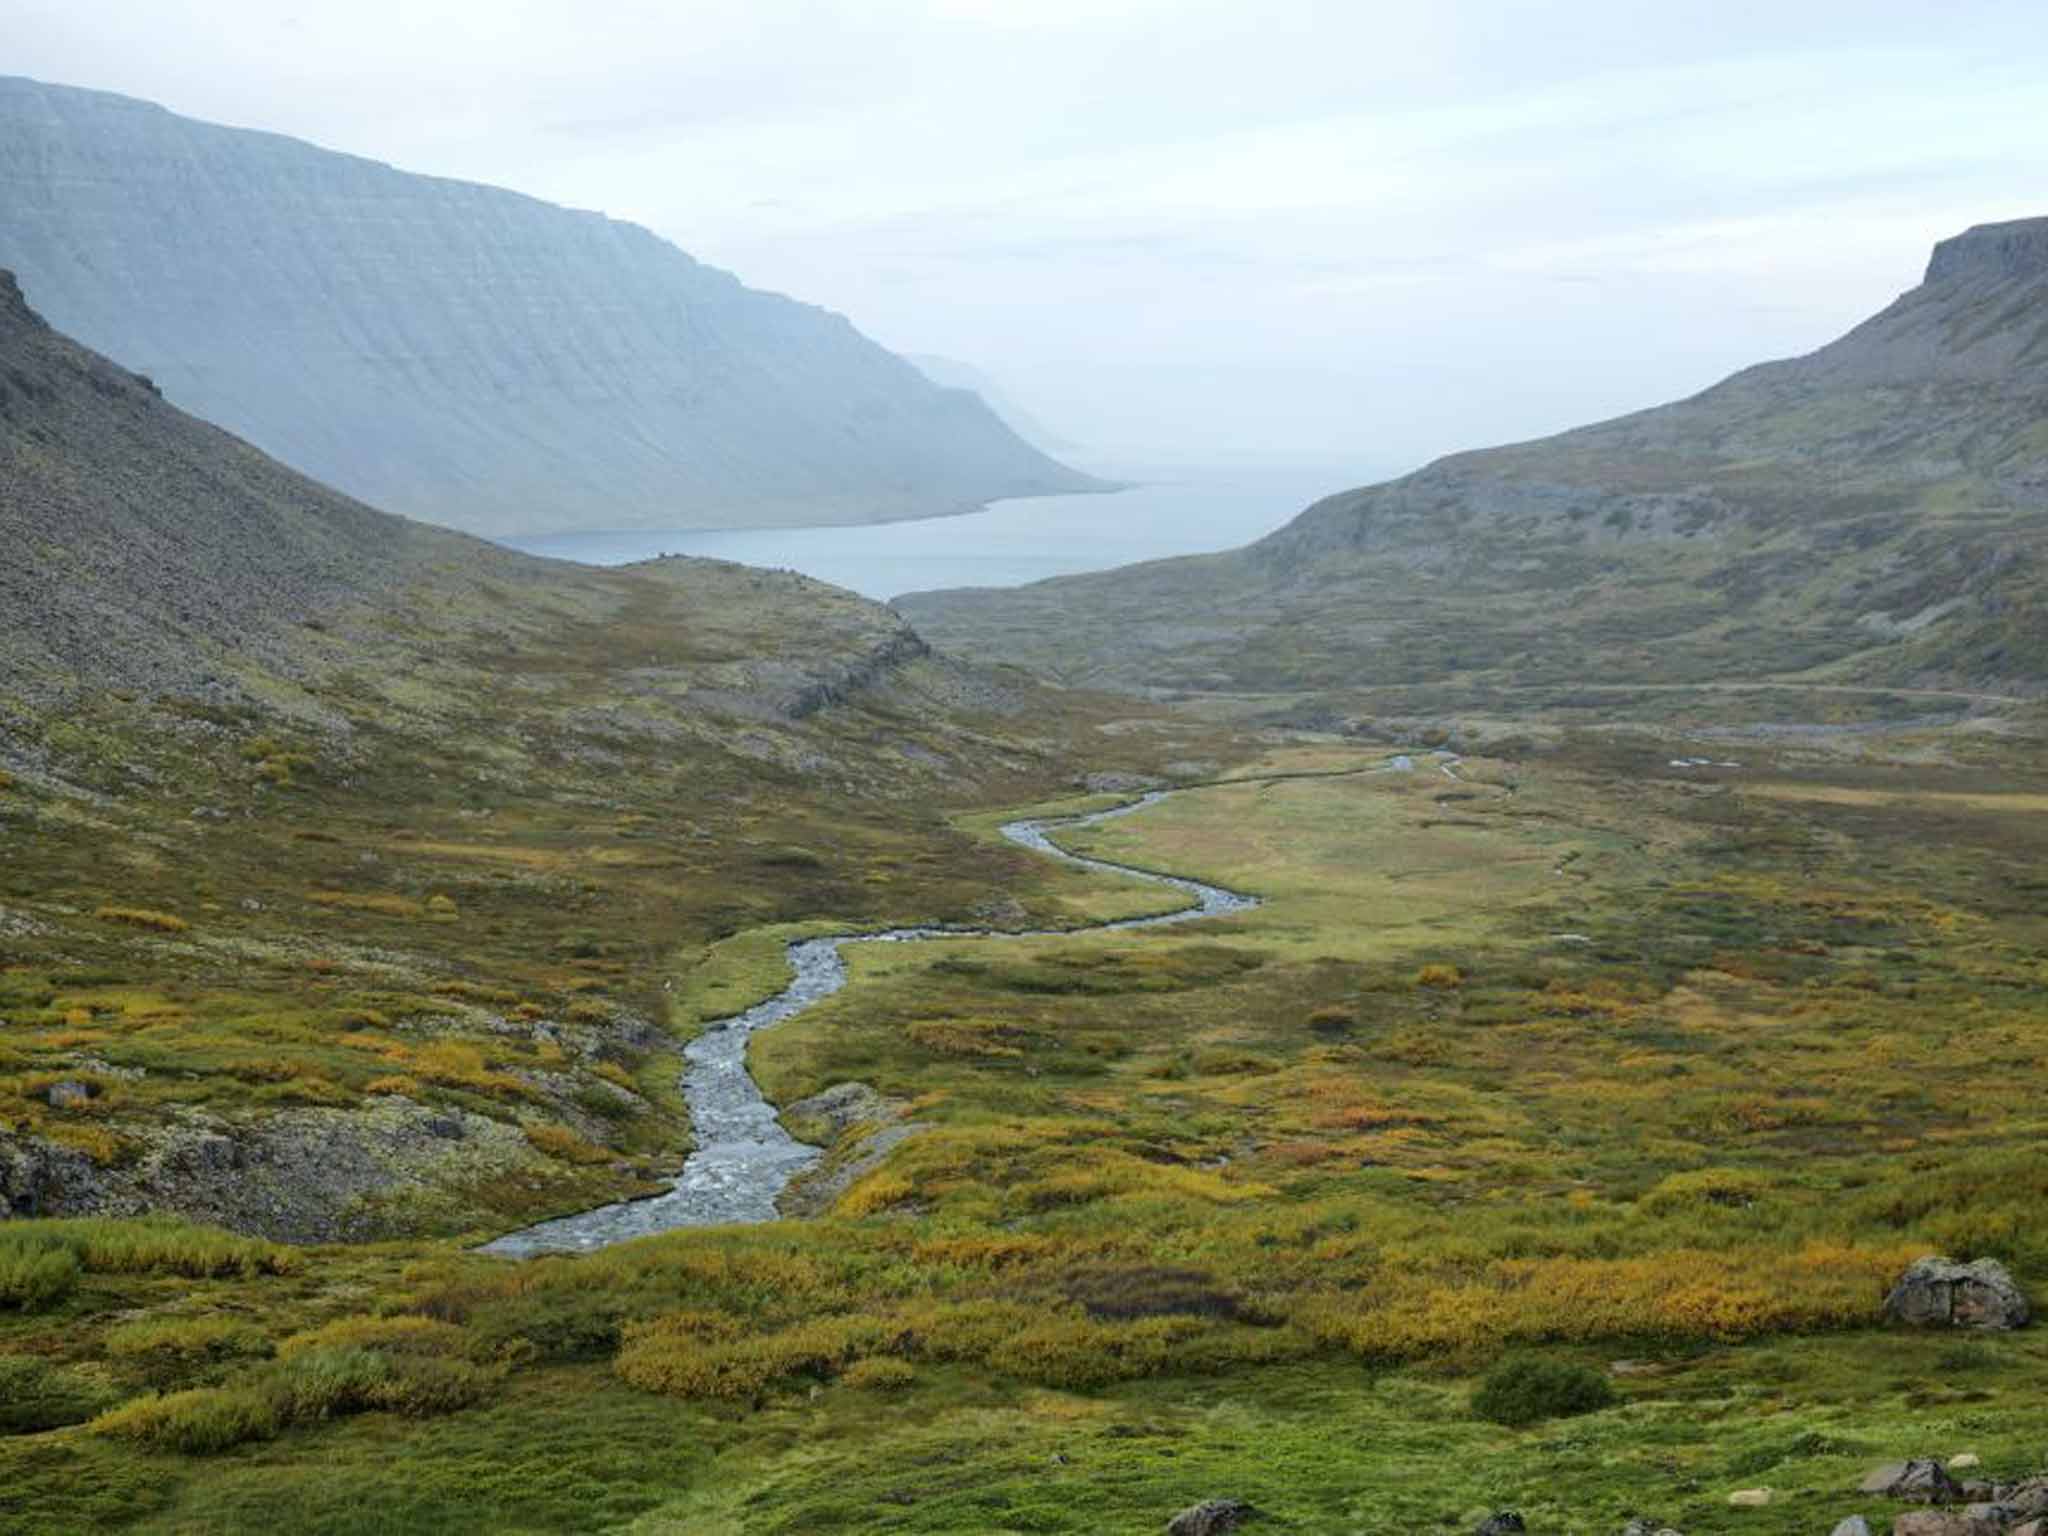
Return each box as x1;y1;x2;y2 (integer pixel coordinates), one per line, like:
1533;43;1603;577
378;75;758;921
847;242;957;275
9;0;2047;473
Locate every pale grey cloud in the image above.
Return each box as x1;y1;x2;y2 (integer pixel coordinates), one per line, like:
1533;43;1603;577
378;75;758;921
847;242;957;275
7;0;2046;467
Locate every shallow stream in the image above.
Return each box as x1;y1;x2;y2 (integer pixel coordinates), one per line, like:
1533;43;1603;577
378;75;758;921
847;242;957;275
481;790;1259;1256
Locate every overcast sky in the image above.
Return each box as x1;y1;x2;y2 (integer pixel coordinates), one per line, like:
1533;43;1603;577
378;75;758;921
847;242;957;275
11;0;2047;471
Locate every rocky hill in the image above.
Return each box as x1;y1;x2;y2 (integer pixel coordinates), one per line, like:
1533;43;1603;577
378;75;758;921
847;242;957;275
900;219;2048;706
0;75;1104;537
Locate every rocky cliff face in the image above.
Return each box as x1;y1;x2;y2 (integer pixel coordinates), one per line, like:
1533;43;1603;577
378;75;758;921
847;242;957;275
900;220;2048;701
0;76;1104;537
1925;216;2048;286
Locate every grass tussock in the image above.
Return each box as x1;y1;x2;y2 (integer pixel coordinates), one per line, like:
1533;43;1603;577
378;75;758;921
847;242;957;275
93;906;189;933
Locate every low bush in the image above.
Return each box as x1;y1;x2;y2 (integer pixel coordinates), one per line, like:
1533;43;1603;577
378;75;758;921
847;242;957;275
1639;1167;1772;1216
525;1123;612;1165
0;1354;120;1433
104;1316;271;1385
94;906;189;934
93;1386;280;1454
1470;1354;1617;1426
615;1313;879;1400
0;1230;81;1311
277;1315;469;1362
94;1344;499;1455
841;1356;915;1391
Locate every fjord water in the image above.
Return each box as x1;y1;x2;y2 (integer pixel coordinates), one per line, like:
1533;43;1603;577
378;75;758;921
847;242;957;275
500;462;1388;600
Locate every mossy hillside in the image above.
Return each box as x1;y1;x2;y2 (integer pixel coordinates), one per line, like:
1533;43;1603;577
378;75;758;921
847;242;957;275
0;560;1237;1236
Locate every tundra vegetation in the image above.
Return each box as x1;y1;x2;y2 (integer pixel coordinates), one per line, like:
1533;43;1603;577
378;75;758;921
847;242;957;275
6;710;2048;1533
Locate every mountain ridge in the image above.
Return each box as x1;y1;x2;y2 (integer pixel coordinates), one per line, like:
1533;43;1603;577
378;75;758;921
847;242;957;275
0;75;1108;537
899;219;2048;707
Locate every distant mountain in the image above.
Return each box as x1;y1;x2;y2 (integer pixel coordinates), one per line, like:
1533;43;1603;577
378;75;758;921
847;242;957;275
904;354;1085;456
0;76;1107;537
900;219;2048;701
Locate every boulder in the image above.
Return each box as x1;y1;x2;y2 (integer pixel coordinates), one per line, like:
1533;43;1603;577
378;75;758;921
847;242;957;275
1619;1521;1682;1536
2013;1522;2047;1536
1861;1461;1964;1503
1474;1515;1526;1536
1727;1489;1771;1507
45;1080;92;1109
1884;1258;2031;1330
1166;1498;1256;1536
2007;1481;2048;1519
1947;1455;1981;1471
1830;1520;1873;1536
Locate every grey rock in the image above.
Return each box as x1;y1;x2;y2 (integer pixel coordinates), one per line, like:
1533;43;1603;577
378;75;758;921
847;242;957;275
1166;1498;1256;1536
2006;1480;2048;1519
44;1080;92;1109
1926;217;2048;285
0;76;1105;539
1619;1520;1682;1536
1884;1257;2031;1330
1861;1460;1964;1503
1474;1515;1526;1536
1829;1519;1872;1536
0;1135;105;1217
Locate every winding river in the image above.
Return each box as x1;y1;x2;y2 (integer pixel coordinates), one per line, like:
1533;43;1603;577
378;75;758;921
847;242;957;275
481;756;1461;1256
481;789;1261;1257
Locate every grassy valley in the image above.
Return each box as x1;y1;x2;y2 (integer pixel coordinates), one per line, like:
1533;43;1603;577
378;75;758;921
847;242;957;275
6;217;2048;1536
7;727;2048;1531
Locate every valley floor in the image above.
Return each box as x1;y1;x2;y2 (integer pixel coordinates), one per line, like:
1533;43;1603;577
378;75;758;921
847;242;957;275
7;722;2048;1533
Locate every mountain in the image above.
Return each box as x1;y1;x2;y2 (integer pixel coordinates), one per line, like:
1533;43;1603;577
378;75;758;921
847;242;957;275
0;76;1106;538
0;261;978;732
905;354;1086;456
899;219;2048;705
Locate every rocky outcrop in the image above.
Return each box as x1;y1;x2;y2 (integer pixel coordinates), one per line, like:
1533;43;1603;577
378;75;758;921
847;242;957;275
1925;218;2048;285
1166;1499;1257;1536
1;1098;568;1242
0;75;1105;537
775;1081;927;1219
784;630;933;720
1862;1461;1966;1503
1884;1258;2032;1330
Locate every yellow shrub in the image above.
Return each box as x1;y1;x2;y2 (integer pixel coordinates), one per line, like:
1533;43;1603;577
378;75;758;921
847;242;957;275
364;1075;423;1097
43;1122;125;1166
841;1357;915;1391
524;1123;611;1165
615;1314;877;1400
836;1172;915;1217
1639;1167;1771;1215
278;1315;468;1361
92;1386;278;1454
1413;964;1464;990
94;907;188;934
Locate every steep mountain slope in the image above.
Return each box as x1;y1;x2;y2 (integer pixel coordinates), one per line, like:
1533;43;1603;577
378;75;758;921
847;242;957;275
906;353;1085;455
0;76;1104;538
0;270;1195;1240
900;219;2048;704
